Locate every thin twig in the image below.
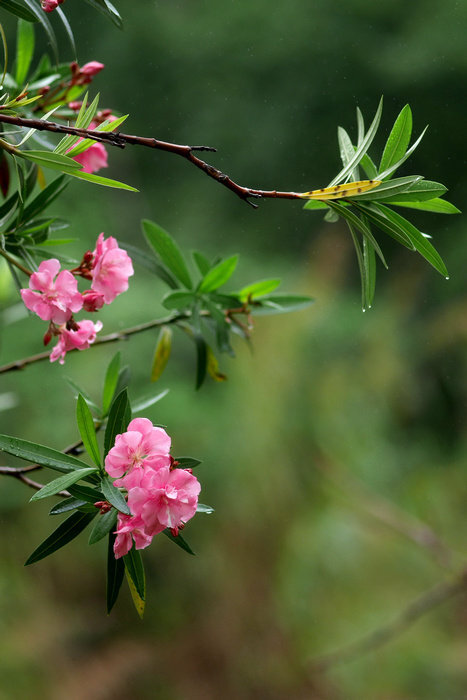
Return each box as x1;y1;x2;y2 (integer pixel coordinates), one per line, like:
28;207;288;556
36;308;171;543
0;246;33;276
0;311;189;374
0;114;309;207
309;567;467;672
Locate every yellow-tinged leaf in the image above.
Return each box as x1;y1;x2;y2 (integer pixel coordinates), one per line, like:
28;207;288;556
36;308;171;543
37;166;46;190
207;347;227;382
300;179;382;200
125;570;145;619
150;326;172;382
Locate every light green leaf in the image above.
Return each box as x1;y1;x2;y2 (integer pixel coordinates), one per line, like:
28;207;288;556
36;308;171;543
30;467;97;502
377;126;428;180
15;20;35;86
162;290;196;310
378;180;447;203
67;170;138;191
379;104;412;175
19;150;82;173
338;126;359;181
199;255;238;293
102;352;121;416
76;394;100;467
390;198;460;214
142;220;192;289
237;278;281;301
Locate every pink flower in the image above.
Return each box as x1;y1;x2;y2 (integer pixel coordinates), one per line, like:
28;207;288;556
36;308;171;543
90;233;134;304
114;513;153;559
80;62;104;77
71;141;108;174
82;289;105;312
128;466;201;536
50;319;102;365
41;0;63;11
105;418;171;480
20;259;83;324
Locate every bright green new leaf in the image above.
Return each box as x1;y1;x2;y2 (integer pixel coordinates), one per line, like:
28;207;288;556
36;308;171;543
199;254;238;293
162;290;196;310
15;19;35;86
237;279;281;301
390;198;460;214
338;126;359;181
67;170;138;191
76;394;101;467
30;467;98;502
379;104;412;176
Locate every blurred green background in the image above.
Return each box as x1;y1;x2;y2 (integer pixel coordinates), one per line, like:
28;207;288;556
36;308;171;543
0;1;466;698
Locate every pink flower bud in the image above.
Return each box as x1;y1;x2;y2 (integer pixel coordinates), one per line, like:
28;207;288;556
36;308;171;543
82;289;105;312
41;0;63;12
68;101;82;111
80;61;104;77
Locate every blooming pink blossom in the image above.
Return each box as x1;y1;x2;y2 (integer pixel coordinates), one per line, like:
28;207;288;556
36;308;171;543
128;466;201;536
71;141;108;174
50;319;102;365
90;233;134;303
41;0;63;12
105;418;171;479
21;259;83;324
81;289;105;312
113;513;153;559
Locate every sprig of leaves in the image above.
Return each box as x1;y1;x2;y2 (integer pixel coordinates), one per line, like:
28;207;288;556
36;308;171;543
304;100;459;309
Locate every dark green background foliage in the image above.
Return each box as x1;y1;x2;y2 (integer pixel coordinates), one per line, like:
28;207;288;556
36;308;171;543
0;1;466;698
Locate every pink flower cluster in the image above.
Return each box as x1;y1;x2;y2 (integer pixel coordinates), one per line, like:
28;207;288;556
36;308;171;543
20;234;133;364
104;418;201;559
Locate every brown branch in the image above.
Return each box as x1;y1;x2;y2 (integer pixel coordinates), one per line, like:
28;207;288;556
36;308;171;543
0;114;309;208
0;311;189;374
309;566;467;672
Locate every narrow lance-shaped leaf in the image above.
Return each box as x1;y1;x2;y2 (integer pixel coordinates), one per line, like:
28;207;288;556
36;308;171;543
379;104;412;176
76;394;101;467
337;126;359;181
162;529;196;555
102;352;121;416
199;255;239;293
390;198;460;215
151;326;172;382
104;389;131;457
142;219;192;289
100;476;131;515
25;511;96;566
107;533;125;614
347;221;366;311
377;126;428;181
30;467;98;502
15;19;35;86
89;508;118;545
237;279;281;301
326;201;388;269
0;434;94;474
124;546;146;618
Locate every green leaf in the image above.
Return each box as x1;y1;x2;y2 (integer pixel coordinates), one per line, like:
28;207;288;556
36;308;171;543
65;376;100;415
55;7;76;58
379;104;412;175
326;201;387;268
20;175;68;224
100;477;131;515
107;533;125;614
67;482;104;503
49;496;88;515
19;150;82;173
132;389;169;414
362;233;377;310
192;250;211;276
22;0;58;62
55;93;99;154
377;126;428;181
15;20;35;86
237;278;281;301
251;295;314;315
199;255;238;293
359;153;378;180
102;352;121;416
0;434;94;474
89;508;117;545
67;170;138;192
349;175;423;201
347;221;366;310
162;290;196;310
30;467;98;502
303;199;329;211
76;394;101;467
25;511;96;565
196;503;215;514
84;0;123;29
390;198;461;215
353;202;415;250
142;219;192;289
121;241;178;288
151;326;172;382
104;389;131;457
162;529;195;555
194;334;208;390
379;180;447;203
375;204;449;277
337;126;359;181
175;457;202;469
124;546;146;611
1;0;38;22
329;97;383;186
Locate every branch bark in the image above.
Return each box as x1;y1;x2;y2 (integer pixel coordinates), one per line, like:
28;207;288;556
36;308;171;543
0;113;309;207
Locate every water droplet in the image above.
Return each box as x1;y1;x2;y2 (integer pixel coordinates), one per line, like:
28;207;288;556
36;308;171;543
445;276;450;280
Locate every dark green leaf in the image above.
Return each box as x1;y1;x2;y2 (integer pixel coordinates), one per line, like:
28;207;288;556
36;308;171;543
76;394;101;467
89;508;117;545
379;104;412;175
15;19;35;86
1;0;38;22
0;434;94;474
107;533;125;614
359;153;378;180
194;334;208;390
379;180;447;203
100;477;131;515
199;255;238;293
175;457;202;469
363;234;376;310
84;0;123;29
30;467;97;502
65;376;101;415
104;389;131;457
326;201;387;268
142;219;192;289
121;241;178;288
68;483;104;503
162;290;196;310
55;7;76;58
162;529;195;555
21;0;58;62
21;175;68;224
25;511;95;565
353;202;415;250
49;496;88;515
124;546;146;601
102;352;121;416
